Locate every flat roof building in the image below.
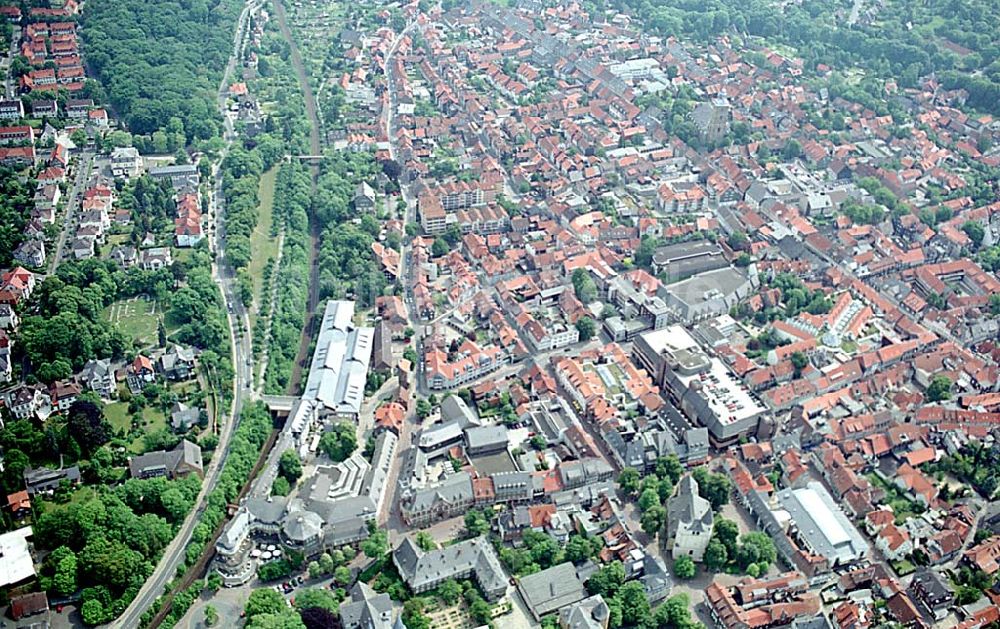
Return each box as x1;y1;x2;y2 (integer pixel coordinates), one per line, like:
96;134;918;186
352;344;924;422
288;300;375;442
651;241;728;282
776;482;868;567
635;326;767;445
0;526;35;588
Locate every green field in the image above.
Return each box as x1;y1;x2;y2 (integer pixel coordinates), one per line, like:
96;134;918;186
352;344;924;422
105;401;169;453
104;297;160;348
249;166;280;327
105;400;131;433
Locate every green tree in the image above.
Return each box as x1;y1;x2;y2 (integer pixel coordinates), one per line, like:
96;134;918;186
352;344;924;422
271;476;291;497
575;316;596;341
308;560;322;579
927;375;953;402
641;505;667;537
66;400;112;457
704;539;729;572
464;509;490;537
402;597;431;629
247;609;306;629
638;488;661;511
736;532;777;572
654;594;696;628
790;351;808;377
415;531;436;551
586;561;625;598
278;449;303;483
361;528;389;559
319;424;358;462
53;552;78;597
431;238;450;257
334;566;351;586
618;467;640;496
714;518;739;554
673;556;696;580
293;588;340;612
565;535;594;564
782;139;802;160
438;579;463;605
727;231;749;251
572;268;598;303
204;604;218;627
617;581;652;627
693;467;732;511
245;588;286;620
81;599;106;626
963;221;985;249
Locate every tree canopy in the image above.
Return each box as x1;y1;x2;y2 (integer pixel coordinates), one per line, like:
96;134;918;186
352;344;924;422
81;0;243;143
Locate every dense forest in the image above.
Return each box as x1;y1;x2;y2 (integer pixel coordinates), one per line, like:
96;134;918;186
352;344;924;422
603;0;1000;115
80;0;243;144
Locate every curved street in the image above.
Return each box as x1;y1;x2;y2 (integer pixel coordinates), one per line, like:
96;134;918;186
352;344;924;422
107;2;260;626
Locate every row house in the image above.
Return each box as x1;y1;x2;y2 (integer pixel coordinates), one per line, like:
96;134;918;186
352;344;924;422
0;125;34;146
423;341;505;390
0;100;24;120
454;205;509;235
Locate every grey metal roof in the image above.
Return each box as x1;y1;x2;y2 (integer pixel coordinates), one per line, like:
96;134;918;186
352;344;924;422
776;482;867;565
517;563;587;619
465;425;508;451
299;301;374;421
393;535;508;595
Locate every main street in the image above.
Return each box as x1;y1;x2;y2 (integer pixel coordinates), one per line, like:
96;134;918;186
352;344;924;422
108;2;259;626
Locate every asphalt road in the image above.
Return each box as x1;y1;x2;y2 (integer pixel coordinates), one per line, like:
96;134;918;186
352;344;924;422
48;150;93;274
107;3;258;627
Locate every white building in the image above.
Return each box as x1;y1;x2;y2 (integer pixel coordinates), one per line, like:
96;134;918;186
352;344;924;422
666;475;713;561
0;526;35;588
110;147;142;179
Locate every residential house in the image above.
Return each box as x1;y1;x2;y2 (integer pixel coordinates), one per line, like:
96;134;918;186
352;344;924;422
12;240;45;268
354;182;377;212
48;380;81;413
0;100;24;120
23;465;80;495
170;402;201;432
78;358;115;399
140;247;173;270
6;490;31;520
127;439;204;479
159;345;196;381
110;147;142;179
125;354;156;394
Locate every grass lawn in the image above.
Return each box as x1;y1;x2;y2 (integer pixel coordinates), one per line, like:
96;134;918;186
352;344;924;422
249;166;279;328
106;401;170;452
106;401;131;433
130;407;168;453
892;559;916;576
172;248;195;265
40;485;98;513
104;297;160;348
